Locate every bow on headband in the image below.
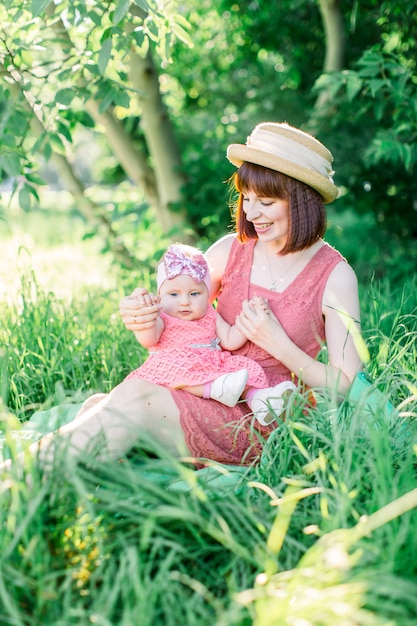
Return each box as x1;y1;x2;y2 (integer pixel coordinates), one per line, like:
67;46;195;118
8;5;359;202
157;244;211;290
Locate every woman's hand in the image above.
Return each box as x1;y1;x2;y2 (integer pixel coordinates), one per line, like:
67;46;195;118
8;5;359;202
235;297;289;356
119;288;161;331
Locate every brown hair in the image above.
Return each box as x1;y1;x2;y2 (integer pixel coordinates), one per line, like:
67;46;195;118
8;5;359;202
230;162;326;254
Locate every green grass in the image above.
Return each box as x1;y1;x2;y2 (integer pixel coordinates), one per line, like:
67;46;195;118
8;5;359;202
0;205;416;625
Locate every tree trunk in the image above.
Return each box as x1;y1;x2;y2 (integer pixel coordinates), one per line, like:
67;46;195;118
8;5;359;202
128;48;193;242
308;0;345;128
84;99;159;212
319;0;344;73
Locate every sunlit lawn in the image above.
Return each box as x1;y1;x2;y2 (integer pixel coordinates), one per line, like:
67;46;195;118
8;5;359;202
0;192;116;301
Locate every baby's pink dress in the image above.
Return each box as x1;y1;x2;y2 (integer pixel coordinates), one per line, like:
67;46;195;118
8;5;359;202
125;306;268;389
168;238;345;465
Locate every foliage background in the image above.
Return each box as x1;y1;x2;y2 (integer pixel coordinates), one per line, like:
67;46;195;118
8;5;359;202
0;0;416;255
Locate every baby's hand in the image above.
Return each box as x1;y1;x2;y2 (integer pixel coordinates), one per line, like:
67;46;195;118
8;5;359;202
135;291;160;308
248;296;270;315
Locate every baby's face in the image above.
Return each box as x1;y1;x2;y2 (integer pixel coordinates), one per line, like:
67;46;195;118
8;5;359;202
159;274;209;320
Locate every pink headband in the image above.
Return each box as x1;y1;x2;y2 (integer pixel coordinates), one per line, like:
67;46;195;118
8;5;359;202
157;244;211;292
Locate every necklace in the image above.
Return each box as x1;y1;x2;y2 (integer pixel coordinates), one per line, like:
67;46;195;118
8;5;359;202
265;244;307;291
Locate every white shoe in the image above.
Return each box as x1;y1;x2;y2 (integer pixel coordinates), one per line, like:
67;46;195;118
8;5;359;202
248;381;296;426
210;369;249;407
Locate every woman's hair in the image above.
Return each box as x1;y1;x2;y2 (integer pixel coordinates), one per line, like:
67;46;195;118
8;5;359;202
230;162;326;254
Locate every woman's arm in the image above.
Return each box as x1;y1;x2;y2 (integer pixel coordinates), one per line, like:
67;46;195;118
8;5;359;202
321;261;364;386
235;262;364;394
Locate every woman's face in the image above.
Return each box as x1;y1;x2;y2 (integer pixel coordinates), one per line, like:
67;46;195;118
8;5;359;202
242;189;290;244
159;274;209;321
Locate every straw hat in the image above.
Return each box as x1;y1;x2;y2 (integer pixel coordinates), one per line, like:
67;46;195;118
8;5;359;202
227;122;338;203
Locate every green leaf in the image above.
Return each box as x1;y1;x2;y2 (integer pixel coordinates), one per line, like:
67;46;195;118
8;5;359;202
313;73;342;100
25;172;48;185
157;34;172;63
49;133;66;155
88;10;102;26
56;121;73;143
367;79;388;98
18;184;32;211
113;89;130;109
32;134;46;155
30;0;52;18
145;17;159;43
55;88;76;106
98;86;117;113
1;134;17;148
98;37;112;75
43;142;52;161
96;82;117;113
25;182;40;202
5;112;29;137
1;152;22;177
85;63;101;77
358;63;382;78
172;14;192;29
136;36;149;58
374;100;385;121
345;73;363;101
400;143;414;171
76;111;96;128
57;69;73;82
171;22;194;48
113;0;130;24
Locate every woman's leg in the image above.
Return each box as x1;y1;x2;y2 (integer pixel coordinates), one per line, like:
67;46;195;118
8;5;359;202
1;380;189;471
74;392;107;416
61;379;189;459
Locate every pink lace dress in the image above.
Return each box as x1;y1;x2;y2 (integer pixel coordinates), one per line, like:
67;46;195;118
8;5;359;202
169;238;344;465
125;307;268;389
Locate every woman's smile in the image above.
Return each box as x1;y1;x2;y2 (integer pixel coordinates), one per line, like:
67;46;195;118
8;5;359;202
242;191;289;242
252;222;274;233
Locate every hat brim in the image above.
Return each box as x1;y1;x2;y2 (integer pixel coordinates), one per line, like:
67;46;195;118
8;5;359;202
227;144;338;204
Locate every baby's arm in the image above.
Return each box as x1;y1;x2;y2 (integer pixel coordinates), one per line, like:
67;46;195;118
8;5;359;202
216;312;247;351
132;291;165;348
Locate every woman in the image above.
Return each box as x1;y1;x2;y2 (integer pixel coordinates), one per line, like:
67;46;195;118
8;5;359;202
32;122;364;466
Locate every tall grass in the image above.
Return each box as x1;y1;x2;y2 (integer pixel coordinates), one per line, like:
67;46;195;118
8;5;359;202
0;233;416;623
1;387;416;624
0;270;146;419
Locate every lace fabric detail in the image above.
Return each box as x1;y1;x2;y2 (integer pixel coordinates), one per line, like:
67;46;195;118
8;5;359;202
126;307;269;389
172;390;272;465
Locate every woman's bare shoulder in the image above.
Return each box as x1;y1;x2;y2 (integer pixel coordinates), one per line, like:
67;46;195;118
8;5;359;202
205;234;236;272
323;260;360;310
327;259;358;286
205;233;236;258
205;234;237;300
